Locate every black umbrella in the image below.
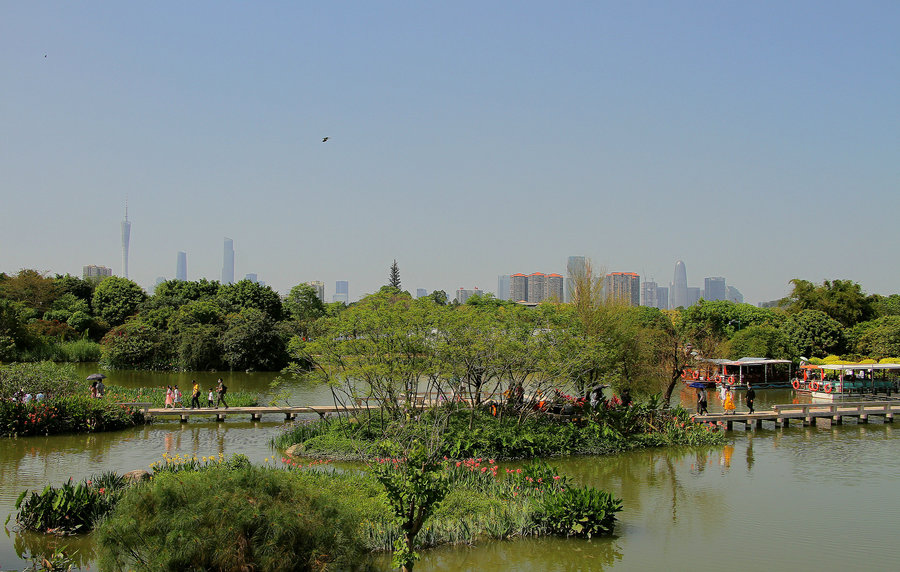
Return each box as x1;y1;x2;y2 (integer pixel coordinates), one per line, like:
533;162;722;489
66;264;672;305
86;373;107;381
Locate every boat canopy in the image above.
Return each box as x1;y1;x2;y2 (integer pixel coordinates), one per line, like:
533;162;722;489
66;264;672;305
699;357;792;367
800;363;900;372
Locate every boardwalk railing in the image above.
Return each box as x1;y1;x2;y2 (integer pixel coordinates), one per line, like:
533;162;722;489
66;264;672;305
694;400;900;431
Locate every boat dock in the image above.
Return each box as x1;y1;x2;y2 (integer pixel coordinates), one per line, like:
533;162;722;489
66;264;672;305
694;401;900;431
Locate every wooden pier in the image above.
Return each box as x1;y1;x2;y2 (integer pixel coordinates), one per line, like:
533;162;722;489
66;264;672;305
123;403;379;423
693;401;899;431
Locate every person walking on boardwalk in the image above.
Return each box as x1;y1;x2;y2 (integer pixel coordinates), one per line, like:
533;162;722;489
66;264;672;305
215;379;228;409
190;380;201;409
173;385;184;408
698;388;708;415
207;386;215;408
746;384;756;414
164;385;174;408
723;388;736;415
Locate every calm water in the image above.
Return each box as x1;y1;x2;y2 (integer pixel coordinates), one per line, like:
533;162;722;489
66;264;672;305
2;368;898;570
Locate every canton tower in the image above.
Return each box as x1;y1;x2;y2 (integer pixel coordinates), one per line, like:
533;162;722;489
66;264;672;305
121;203;131;279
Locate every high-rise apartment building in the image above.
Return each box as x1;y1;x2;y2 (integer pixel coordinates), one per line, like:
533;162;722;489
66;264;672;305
307;281;325;302
416;288;428;299
222;238;235;284
605;272;640;306
703;277;727;301
176;252;187;281
121;204;131;278
671;260;688;309
510;273;528;302
456;287;481;304
333;280;349;304
527;273;546;303
83;265;112;282
566;256;586;303
546;274;564;301
497;275;510;301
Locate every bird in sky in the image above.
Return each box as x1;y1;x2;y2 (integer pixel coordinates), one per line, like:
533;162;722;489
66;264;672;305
322;137;329;142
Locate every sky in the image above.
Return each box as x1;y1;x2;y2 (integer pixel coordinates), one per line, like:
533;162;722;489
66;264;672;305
1;2;898;304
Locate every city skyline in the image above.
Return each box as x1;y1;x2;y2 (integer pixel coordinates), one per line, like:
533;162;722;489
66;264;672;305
3;4;897;304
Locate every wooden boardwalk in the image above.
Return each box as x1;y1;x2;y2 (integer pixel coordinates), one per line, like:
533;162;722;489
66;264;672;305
693;401;899;431
123;403;379;422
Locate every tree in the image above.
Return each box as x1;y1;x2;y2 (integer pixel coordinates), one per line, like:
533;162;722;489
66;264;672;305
221;308;288;371
100;320;172;369
726;325;796;360
153;278;220;304
283;283;326;337
428;290;448;306
783;309;845;358
849;316;900;359
0;269;60;314
216;280;283;321
389;259;401;290
781;279;876;327
54;274;95;308
92;277;147;326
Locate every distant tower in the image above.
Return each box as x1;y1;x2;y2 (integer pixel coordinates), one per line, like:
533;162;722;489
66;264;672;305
222;238;235;284
333;280;349;304
176;252;187;281
497;275;510;301
566;256;586;303
671;261;688;309
121;203;131;278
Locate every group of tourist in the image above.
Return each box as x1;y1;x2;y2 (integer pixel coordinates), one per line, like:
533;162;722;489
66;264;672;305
697;384;756;415
164;380;228;409
11;390;46;403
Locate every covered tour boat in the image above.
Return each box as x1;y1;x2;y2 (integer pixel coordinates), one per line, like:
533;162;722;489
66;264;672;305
682;357;793;389
792;363;900;400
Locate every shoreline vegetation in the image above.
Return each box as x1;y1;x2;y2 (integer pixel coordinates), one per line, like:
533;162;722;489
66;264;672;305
0;362;260;437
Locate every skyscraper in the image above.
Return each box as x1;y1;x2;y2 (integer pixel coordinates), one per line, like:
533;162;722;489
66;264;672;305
222;238;234;284
546;274;564;301
604;272;640;306
176;252;187;281
687;287;701;307
641;280;659;308
703;277;727;301
307;281;325;302
727;286;744;304
566;256;586;303
656;286;669;310
83;265;112;282
671;261;688;308
121;204;131;279
497;275;510;301
245;273;258;283
526;273;546;303
333;280;349;304
510;273;528;302
455;287;481;304
416;288;428;299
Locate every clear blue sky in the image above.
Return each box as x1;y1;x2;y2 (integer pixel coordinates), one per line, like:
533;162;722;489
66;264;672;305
2;2;898;304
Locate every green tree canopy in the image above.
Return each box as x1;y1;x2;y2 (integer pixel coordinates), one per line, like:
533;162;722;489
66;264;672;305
848;316;900;360
92;277;148;326
221;308;288;371
0;269;60;314
217;280;283;321
284;284;326;324
782;279;876;327
783;309;845;358
726;325;796;360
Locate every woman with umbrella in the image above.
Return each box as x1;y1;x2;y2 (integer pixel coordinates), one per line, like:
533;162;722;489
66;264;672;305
87;374;106;398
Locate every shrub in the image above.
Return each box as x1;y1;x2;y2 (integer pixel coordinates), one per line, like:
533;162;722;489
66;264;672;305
96;466;370;571
12;472;126;535
535;486;623;539
0;397;145;437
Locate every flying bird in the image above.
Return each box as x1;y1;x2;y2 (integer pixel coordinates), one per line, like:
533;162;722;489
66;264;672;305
322;137;329;142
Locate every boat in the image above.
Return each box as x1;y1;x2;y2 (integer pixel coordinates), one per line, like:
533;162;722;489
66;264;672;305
792;363;900;400
682;357;793;389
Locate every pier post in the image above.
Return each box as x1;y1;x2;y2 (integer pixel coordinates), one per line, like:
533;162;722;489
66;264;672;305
859;414;868;424
251;413;261;421
725;420;733;431
754;419;763;429
216;413;226;422
180;415;188;423
832;415;842;425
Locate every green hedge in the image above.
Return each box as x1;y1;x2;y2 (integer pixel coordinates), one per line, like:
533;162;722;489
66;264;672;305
0;396;145;437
